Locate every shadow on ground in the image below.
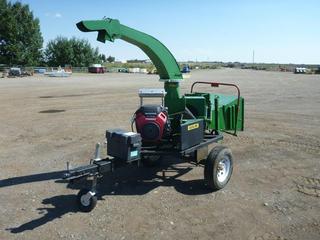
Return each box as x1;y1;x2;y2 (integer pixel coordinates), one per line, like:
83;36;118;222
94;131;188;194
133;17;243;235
0;170;66;188
6;194;78;233
4;157;212;233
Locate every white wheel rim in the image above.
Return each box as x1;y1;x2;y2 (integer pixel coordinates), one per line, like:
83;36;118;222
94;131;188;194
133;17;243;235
80;194;91;207
217;157;231;183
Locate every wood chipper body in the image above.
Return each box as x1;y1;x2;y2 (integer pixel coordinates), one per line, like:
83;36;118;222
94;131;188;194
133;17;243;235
63;18;244;212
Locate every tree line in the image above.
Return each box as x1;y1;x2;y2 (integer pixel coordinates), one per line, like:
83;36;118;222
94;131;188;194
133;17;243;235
0;0;114;67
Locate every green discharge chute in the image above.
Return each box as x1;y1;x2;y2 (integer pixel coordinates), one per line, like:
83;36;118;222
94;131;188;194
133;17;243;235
77;18;182;81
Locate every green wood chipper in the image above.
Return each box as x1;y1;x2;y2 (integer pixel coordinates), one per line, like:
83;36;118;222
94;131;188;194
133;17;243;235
63;18;244;212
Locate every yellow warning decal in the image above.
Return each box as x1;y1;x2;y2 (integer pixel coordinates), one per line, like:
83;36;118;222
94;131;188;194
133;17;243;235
188;123;199;131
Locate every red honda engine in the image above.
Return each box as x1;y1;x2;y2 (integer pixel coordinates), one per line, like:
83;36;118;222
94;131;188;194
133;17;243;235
134;105;170;142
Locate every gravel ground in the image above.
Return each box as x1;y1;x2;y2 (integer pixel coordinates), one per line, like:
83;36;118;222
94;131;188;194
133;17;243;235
0;69;319;240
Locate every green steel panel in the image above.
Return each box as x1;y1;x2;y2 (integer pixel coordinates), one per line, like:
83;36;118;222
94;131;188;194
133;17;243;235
185;93;244;132
185;96;207;118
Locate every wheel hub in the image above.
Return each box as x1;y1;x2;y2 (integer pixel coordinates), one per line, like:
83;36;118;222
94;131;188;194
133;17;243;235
80;191;95;206
217;157;231;183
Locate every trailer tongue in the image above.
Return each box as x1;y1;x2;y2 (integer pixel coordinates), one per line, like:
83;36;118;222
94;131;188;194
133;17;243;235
63;18;244;212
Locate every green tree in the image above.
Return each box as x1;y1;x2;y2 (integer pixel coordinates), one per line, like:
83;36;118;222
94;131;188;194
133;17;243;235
107;55;115;63
0;0;43;66
44;37;102;67
99;54;106;62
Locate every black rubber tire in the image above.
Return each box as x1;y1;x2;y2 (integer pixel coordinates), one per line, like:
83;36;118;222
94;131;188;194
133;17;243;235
204;145;233;190
141;155;162;167
77;188;97;212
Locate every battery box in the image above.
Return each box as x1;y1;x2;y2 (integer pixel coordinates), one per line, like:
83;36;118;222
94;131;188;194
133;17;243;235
106;129;141;163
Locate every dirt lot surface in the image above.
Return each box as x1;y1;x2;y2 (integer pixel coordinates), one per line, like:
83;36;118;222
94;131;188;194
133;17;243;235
0;69;319;240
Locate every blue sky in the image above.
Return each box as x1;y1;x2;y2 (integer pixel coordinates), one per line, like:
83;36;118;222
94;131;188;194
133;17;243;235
16;0;320;64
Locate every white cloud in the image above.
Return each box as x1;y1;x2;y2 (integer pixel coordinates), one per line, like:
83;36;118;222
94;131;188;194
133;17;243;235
54;13;62;18
45;12;62;18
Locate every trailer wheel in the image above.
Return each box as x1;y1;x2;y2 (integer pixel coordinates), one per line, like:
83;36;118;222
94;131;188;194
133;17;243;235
141;155;162;167
204;146;233;190
77;188;97;212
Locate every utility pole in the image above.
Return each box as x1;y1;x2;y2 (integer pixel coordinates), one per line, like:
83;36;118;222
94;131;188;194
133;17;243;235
252;50;255;65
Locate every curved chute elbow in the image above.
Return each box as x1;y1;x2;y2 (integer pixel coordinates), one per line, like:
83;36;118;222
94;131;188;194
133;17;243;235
76;19;119;43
